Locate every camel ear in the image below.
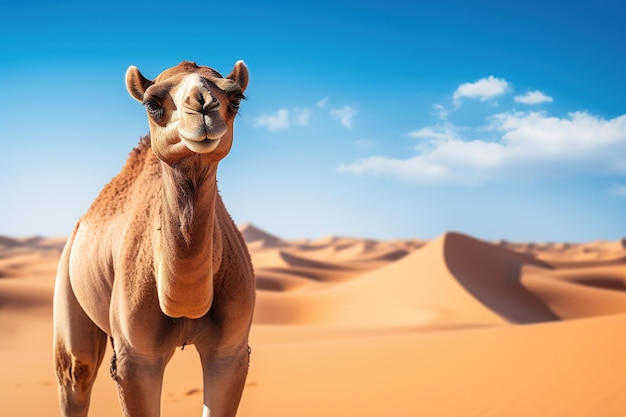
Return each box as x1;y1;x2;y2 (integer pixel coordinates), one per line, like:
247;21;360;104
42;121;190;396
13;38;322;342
227;60;248;93
125;66;153;102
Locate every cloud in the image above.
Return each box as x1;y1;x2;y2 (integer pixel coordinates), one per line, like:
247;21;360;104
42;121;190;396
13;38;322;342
254;108;290;131
353;139;376;149
317;97;330;108
514;91;554;105
330;105;358;128
293;108;311;126
431;104;448;120
489;111;626;159
453;76;511;105
339;111;626;185
409;124;460;142
339;138;505;185
254;101;359;131
254;107;311;131
339;154;451;180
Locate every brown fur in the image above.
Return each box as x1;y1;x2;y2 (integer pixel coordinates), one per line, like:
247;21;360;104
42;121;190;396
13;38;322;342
53;61;255;417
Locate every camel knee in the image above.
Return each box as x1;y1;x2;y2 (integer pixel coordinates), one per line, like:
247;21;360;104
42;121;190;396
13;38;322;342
55;348;100;398
109;346;167;385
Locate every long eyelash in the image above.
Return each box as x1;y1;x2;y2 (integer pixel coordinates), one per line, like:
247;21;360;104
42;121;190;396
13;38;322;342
228;93;246;116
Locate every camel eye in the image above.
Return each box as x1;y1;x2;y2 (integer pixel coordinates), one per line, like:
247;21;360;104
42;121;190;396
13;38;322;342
144;100;165;121
145;100;161;113
228;93;245;116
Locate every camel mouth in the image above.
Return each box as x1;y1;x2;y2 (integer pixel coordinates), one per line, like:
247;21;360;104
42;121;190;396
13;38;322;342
181;136;221;154
177;120;226;154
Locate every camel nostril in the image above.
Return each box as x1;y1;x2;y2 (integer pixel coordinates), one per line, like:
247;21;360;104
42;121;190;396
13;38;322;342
202;93;220;113
184;96;198;108
183;87;220;114
182;86;207;111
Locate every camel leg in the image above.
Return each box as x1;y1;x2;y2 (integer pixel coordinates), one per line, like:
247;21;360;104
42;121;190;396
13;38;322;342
197;343;250;417
111;342;170;417
53;268;107;417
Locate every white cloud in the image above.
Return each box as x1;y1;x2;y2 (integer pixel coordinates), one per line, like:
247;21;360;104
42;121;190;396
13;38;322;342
254;108;289;131
339;155;450;181
339;111;626;185
330;105;358;128
353;139;376;149
514;91;554;105
339;139;505;185
317;97;330;108
431;104;448;120
409;124;460;142
453;76;511;105
489;111;626;158
254;107;311;131
293;108;311;126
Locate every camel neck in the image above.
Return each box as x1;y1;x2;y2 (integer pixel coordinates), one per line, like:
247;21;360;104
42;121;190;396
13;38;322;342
155;159;222;318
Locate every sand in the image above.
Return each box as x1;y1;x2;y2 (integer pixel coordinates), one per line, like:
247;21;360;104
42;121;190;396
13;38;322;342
1;225;625;416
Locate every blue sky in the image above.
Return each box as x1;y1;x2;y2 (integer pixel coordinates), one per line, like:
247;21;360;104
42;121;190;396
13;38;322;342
1;0;625;242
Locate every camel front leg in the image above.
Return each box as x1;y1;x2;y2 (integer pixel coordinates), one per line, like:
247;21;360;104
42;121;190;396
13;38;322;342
111;343;170;417
198;343;251;417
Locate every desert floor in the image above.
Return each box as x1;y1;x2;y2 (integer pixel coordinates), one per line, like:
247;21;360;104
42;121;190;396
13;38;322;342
1;224;625;416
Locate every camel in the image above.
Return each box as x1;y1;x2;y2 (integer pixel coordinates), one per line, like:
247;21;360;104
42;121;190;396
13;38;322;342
53;60;255;417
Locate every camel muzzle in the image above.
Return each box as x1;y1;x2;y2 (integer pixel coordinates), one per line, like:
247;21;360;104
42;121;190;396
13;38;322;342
183;86;220;115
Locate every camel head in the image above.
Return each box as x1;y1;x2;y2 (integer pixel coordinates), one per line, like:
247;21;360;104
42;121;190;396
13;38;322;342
126;61;248;165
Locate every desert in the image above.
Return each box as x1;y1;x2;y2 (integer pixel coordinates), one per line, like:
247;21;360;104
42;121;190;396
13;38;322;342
1;223;625;416
3;0;625;416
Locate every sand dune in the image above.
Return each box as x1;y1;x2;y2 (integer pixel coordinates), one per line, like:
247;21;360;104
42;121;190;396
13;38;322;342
1;226;625;416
